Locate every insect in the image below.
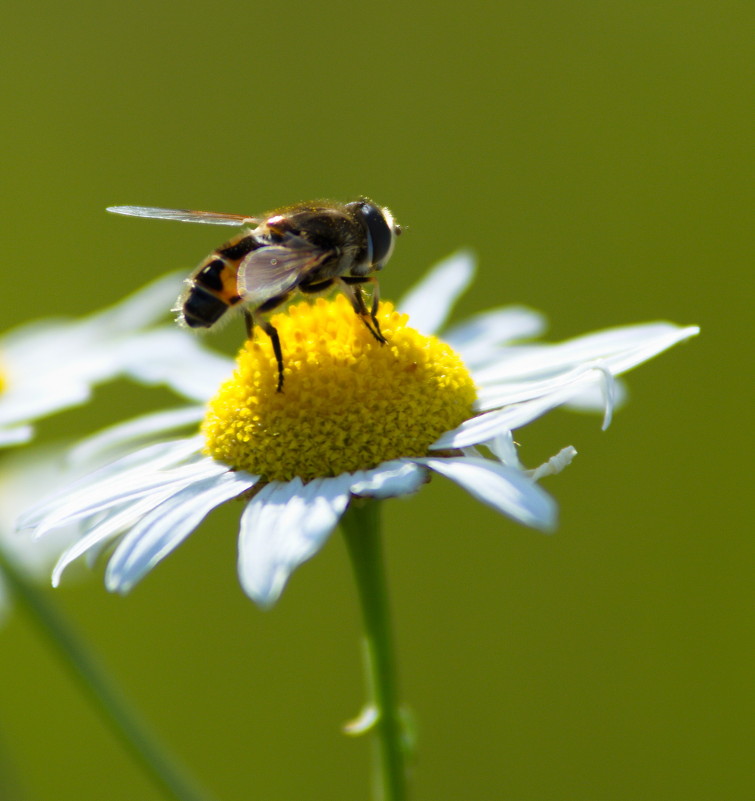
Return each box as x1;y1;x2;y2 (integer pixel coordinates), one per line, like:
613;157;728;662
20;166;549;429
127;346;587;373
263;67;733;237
107;199;401;391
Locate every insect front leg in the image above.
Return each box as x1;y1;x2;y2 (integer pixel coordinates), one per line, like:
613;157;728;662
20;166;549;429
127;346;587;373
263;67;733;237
341;277;386;344
243;309;282;390
256;293;292;392
259;319;285;393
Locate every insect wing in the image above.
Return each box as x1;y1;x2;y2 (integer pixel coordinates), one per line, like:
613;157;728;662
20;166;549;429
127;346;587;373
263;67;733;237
238;244;329;305
107;206;260;226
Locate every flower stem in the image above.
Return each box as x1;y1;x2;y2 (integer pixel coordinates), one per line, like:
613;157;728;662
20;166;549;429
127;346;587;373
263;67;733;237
0;546;215;801
341;500;408;801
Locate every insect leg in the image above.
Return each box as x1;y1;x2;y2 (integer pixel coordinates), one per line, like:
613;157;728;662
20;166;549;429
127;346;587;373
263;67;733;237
259;320;285;392
255;292;292;392
367;277;383;340
340;278;386;344
243;309;254;339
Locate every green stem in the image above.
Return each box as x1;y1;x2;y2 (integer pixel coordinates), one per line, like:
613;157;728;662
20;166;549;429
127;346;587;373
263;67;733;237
0;546;216;801
341;500;408;801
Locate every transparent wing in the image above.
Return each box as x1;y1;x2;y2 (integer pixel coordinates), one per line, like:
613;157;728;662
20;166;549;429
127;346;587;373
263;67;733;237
238;243;331;305
107;206;260;226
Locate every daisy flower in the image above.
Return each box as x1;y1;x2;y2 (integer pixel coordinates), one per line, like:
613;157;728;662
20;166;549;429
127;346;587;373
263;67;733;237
0;273;226;448
18;252;698;608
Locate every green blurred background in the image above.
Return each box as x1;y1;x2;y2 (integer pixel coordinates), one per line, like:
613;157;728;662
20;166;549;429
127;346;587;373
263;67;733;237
0;1;750;799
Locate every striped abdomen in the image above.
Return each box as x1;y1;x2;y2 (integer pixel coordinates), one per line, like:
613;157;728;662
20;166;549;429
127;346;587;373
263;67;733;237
181;233;261;328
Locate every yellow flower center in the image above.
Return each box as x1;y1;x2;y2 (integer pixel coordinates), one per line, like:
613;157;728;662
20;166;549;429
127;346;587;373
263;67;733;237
202;295;476;482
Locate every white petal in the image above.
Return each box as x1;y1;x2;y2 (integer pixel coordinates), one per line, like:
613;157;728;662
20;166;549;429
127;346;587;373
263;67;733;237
443;306;547;366
414;456;557;531
0;425;34;448
438;365;616;449
238;475;352;607
398;250;476;335
52;493;179;586
597;325;700;376
17;438;197;530
44;436;205;515
116;328;234;402
487;431;523;469
25;448;220;537
80;435;206;483
0;382;92;427
564;377;627;414
472;324;697;434
348;460;427;498
1;320;101;377
474;323;699;385
1;318;69;353
70;407;205;466
105;469;258;593
80;272;183;335
474;362;617;411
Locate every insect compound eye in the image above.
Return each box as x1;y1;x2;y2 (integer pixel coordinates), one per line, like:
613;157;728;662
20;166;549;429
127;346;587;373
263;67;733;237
354;201;395;268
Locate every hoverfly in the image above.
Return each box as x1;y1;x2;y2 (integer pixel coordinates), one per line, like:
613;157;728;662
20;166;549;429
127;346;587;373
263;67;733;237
107;199;401;391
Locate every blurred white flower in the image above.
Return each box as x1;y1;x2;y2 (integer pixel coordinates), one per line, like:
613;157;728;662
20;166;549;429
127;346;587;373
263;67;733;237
0;273;230;447
19;252;698;608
